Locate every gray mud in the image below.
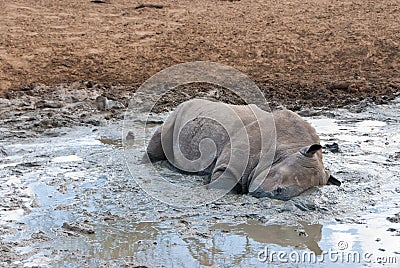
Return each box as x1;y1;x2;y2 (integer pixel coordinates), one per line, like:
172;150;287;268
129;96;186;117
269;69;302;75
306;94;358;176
0;86;399;267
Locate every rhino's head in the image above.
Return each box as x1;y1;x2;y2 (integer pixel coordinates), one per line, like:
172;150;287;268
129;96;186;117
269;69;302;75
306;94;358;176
249;144;340;201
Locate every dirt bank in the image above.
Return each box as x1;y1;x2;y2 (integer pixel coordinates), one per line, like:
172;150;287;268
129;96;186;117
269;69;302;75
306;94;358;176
1;0;399;107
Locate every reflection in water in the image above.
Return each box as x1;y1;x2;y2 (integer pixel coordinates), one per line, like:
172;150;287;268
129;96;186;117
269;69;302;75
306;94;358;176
55;217;400;267
56;220;203;267
55;220;325;267
212;221;323;254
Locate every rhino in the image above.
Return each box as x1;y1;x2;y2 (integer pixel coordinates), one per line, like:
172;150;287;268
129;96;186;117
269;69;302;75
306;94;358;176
145;99;340;200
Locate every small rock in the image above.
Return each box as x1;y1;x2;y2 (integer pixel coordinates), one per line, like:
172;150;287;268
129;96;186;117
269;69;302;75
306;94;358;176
96;96;108;111
324;142;340;153
110;100;125;109
31;230;53;242
18;162;41;167
280;202;296;212
62;222;94;235
195;232;210;238
84;81;95;88
70;96;80;103
178;219;190;225
292;199;317;211
387;213;400;223
35;100;63;109
348;99;369;113
0;98;11;107
101;92;118;101
297;109;323;117
328;81;351;91
20;83;36;91
96;95;124;111
125;131;135;145
103;217;115;223
375;238;381;242
0;146;7;156
43;130;64;137
135;3;164;9
83;117;105;126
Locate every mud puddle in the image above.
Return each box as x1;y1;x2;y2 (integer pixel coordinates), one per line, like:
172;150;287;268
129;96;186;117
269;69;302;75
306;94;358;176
1;99;400;267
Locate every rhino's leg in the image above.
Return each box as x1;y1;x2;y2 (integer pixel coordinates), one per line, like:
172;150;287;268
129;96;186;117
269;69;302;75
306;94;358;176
145;127;166;162
207;144;244;193
209;168;242;193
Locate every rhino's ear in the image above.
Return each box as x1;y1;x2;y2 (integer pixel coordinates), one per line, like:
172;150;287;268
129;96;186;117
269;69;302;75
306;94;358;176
300;144;322;157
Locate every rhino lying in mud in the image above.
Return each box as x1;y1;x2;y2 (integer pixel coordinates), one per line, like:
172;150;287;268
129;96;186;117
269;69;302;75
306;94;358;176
146;99;340;200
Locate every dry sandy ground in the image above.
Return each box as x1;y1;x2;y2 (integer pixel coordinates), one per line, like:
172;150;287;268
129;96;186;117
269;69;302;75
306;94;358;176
0;0;399;107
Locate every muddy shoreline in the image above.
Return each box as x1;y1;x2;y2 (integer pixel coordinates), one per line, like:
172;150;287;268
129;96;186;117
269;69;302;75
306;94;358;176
3;79;400;113
1;81;399;137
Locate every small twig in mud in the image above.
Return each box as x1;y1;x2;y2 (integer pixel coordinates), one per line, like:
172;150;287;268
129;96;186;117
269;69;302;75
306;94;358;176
91;0;109;3
135;3;164;10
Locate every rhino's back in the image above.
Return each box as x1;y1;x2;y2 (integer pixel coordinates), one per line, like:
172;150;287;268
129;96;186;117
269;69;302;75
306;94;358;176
165;99;263;172
273;109;320;149
173;99;264;156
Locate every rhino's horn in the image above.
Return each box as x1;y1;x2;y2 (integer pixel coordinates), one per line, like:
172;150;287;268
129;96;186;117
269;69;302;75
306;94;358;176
328;175;341;186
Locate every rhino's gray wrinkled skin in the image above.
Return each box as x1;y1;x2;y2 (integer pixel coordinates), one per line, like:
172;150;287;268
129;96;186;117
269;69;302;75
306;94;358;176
146;99;338;200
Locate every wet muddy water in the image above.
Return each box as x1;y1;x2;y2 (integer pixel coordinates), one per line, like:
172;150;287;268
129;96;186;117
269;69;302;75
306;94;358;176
1;99;399;267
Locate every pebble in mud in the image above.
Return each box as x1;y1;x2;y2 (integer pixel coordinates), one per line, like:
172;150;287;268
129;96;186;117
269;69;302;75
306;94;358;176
96;95;125;111
96;96;108;111
391;152;400;161
30;231;53;242
281;202;297;212
35;100;63;109
61;222;95;235
386;213;400;223
0;146;7;156
324;142;340;153
386;228;400;236
125;131;135;145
